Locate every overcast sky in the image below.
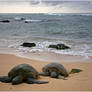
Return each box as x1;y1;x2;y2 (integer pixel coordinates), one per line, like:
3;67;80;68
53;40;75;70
0;0;92;13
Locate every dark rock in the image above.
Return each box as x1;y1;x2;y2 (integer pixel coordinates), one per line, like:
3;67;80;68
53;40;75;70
48;43;70;50
69;69;83;74
48;45;57;49
56;44;70;50
0;20;10;23
21;42;36;47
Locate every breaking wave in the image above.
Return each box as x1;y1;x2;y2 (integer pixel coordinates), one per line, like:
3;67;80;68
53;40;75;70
8;40;92;59
44;13;92;16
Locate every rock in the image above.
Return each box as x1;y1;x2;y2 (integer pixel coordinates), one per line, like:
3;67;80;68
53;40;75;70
56;44;70;50
69;69;83;74
0;20;10;23
48;43;70;50
21;42;36;47
48;45;57;49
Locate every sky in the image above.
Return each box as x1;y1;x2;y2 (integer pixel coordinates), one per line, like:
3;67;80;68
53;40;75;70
0;0;92;13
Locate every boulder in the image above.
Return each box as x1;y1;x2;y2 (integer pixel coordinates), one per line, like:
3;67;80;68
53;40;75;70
21;42;36;47
48;43;70;50
56;44;70;50
0;20;10;23
48;45;57;49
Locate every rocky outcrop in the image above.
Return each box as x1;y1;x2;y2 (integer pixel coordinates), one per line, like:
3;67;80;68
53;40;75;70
21;42;36;47
0;20;10;23
48;43;70;50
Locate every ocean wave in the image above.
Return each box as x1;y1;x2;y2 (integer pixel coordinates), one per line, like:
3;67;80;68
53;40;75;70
8;40;92;58
24;19;42;23
44;13;92;16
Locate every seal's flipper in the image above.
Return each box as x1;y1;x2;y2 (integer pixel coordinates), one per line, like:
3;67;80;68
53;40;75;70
0;76;12;83
38;72;49;76
12;76;23;85
25;78;48;84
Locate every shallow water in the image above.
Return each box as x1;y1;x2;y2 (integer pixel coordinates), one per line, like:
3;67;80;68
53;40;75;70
0;13;92;60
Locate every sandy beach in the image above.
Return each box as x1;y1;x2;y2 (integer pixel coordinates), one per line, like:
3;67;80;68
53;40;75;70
0;53;92;91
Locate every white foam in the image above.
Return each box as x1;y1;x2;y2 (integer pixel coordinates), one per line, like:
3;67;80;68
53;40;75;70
16;47;29;53
24;19;42;23
44;13;92;16
7;40;92;59
8;40;23;48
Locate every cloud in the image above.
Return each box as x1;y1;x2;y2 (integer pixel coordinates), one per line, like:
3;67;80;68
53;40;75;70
0;0;92;13
29;1;92;13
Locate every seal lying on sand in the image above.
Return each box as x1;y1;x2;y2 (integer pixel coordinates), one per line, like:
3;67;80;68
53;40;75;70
39;63;83;80
0;64;48;85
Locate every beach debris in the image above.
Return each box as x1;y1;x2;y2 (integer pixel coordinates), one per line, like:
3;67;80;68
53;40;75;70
69;69;83;74
48;43;70;50
0;64;48;85
0;19;10;23
39;63;69;80
21;42;36;47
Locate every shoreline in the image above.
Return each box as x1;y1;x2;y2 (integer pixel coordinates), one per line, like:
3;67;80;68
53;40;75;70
0;47;92;62
0;51;92;62
0;53;92;91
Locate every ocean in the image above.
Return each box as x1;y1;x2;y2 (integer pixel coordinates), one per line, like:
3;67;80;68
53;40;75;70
0;13;92;60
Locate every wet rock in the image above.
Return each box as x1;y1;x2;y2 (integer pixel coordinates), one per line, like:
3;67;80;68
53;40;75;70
0;20;10;23
56;44;70;50
48;44;57;49
21;42;36;47
48;43;70;50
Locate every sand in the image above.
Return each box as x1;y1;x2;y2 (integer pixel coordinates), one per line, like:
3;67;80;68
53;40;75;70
0;54;92;91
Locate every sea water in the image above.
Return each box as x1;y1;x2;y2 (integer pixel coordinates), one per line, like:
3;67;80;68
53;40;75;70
0;13;92;60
